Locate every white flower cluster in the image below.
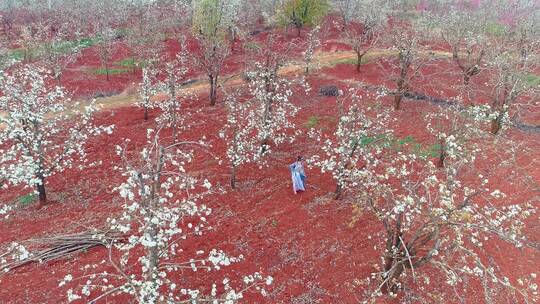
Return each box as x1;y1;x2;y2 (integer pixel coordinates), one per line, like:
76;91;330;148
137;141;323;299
1;242;32;273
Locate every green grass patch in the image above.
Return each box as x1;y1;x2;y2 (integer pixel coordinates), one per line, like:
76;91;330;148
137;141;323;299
525;74;540;87
49;37;97;54
115;57;146;69
305;116;321;128
116;57;137;67
485;22;506;37
354;134;442;159
18;193;36;206
8;48;28;61
8;36;97;62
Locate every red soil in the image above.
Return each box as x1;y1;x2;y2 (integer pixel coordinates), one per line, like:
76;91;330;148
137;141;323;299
1;23;539;304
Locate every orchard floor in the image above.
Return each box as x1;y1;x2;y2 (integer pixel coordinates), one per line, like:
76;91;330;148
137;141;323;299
1;52;540;303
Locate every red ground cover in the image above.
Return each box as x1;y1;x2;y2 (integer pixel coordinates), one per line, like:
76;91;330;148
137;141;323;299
1;20;539;303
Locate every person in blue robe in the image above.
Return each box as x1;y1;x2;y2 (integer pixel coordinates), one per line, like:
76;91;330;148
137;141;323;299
289;156;306;194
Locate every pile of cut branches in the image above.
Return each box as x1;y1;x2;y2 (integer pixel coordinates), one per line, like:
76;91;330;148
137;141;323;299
0;229;122;273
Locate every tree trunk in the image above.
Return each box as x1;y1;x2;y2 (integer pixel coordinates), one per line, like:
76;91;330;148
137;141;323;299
144;107;149;121
260;138;269;155
394;94;402;110
356;53;364;72
209;75;217;106
438;141;446;168
464;74;471;86
36;174;47;205
491;118;502;135
334;183;343;200
230;165;237;189
297;26;301;37
105;63;110;81
381;223;405;294
171;102;177;142
144;146;165;290
381;261;405;294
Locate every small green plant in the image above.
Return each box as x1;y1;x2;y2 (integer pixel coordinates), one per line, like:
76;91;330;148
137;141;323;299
114;28;129;39
18;193;36;206
271;219;278;227
305;116;320;128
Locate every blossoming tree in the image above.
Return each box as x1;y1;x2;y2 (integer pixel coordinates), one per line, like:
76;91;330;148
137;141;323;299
309;88;391;199
245;59;305;156
380;11;432;110
155;38;195;141
332;0;361;30
303;25;321;74
220;91;260;189
425;102;486;168
340;0;388;72
355;138;537;302
137;66;159;121
0;66;114;205
482;14;539;135
429;1;492;88
192;0;237;106
61;128;272;302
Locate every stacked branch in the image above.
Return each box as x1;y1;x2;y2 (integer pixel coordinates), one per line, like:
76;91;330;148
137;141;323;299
0;230;122;273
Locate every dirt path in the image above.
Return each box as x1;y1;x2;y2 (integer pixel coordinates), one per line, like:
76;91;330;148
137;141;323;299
92;49;453;110
1;48;452;121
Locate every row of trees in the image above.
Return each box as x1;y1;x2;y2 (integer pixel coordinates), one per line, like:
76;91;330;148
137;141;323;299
3;0;537;136
332;0;539;136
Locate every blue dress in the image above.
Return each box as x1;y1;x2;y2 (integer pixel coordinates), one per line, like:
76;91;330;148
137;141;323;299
289;161;306;193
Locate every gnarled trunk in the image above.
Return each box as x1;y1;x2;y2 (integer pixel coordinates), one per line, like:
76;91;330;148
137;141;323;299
381;216;405;294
